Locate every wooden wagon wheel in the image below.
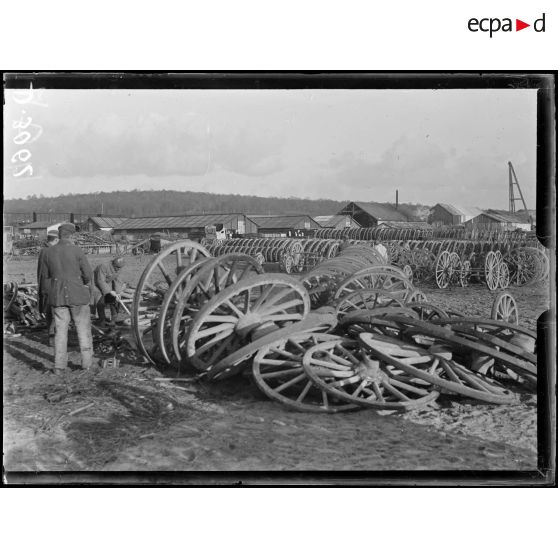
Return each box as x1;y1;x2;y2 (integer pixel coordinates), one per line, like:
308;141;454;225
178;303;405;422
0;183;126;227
498;262;510;289
387;315;537;387
185;274;310;372
459;260;471;287
484;251;501;291
434;250;452;289
302;338;439;410
493;293;520;325
334;288;404;319
252;332;361;413
132;240;210;364
206;311;337;381
155;259;209;364
404;302;449;321
334;265;413;300
359;332;517;404
169;254;264;363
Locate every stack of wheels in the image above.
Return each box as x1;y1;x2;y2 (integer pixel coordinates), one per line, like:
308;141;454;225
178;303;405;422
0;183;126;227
129;239;536;414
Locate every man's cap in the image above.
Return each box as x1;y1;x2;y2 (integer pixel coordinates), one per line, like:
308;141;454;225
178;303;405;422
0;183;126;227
58;223;76;235
47;231;58;239
112;256;125;268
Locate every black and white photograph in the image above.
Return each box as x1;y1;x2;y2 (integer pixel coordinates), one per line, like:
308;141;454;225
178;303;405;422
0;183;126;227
2;73;555;483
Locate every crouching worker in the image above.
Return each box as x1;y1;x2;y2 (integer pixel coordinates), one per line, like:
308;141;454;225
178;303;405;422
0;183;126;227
37;223;95;373
94;256;126;327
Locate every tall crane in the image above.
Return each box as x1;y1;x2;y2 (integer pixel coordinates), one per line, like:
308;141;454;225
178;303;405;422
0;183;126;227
508;161;529;214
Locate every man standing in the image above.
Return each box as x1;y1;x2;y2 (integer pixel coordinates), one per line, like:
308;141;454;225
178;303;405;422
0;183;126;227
37;223;95;373
94;256;126;327
37;231;59;344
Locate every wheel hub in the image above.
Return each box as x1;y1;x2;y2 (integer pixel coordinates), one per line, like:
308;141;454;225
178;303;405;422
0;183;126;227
354;353;385;381
235;312;264;338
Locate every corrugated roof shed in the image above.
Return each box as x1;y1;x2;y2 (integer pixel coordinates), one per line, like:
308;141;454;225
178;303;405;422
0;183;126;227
116;214;254;230
89;216;128;228
313;215;358;227
345;202;410;222
24;220;57;229
249;215;320;229
483;210;531;224
437;203;482;218
382;221;432;229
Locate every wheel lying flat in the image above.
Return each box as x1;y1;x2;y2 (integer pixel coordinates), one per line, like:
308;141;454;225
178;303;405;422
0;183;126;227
132;240;210;364
359;332;517;404
185;274;310;372
302;338;439;410
208;311;338;381
252;332;360;413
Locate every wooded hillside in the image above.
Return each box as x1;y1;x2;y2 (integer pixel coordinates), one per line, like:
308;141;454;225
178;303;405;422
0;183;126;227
4;189;430;221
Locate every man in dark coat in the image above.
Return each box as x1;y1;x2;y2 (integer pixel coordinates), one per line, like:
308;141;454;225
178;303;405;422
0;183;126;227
37;231;59;344
93;256;126;327
37;223;95;372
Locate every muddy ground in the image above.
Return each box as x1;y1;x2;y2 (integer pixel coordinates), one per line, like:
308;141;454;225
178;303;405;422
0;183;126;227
3;254;550;475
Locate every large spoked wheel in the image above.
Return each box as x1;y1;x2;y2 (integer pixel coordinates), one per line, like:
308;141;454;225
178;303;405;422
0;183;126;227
498;262;510;289
334;289;404;320
490;292;519;325
484;251;501;291
169;254;264;363
155;259;209;364
185;274;310;372
435;250;452;289
302;338;439;410
132;240;210;364
359;332;517;405
252;333;360;413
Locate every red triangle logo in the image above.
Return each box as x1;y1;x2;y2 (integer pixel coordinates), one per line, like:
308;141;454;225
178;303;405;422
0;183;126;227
516;19;530;31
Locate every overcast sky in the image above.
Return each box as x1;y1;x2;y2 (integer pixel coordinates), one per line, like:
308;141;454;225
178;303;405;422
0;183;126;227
4;88;537;208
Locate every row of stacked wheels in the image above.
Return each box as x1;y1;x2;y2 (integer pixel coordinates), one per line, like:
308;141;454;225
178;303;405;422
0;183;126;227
129;240;535;413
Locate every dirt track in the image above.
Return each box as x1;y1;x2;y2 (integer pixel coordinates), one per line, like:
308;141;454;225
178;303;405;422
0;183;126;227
3;255;549;474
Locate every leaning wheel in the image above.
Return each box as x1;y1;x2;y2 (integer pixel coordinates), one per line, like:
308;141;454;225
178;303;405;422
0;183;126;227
252;332;359;413
459;260;471;287
484;251;501;291
498;262;510;289
334;265;413;300
132;240;210;364
185;274;310;372
491;292;519;325
435;250;452;289
302;338;439;410
169;254;264;363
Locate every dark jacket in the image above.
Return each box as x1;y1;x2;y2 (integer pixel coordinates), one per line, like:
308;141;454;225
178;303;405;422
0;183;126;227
37;239;93;307
94;262;124;296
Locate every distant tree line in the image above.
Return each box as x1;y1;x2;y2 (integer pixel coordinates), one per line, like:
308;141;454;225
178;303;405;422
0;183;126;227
4;189;431;221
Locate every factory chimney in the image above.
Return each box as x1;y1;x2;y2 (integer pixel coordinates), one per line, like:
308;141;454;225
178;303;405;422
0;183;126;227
395;189;399;209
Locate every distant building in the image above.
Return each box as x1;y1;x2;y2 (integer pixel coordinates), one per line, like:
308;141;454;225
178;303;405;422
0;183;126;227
248;215;320;237
83;216;128;232
313;215;360;229
464;210;531;231
428;203;483;227
337;202;423;228
113;213;258;241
